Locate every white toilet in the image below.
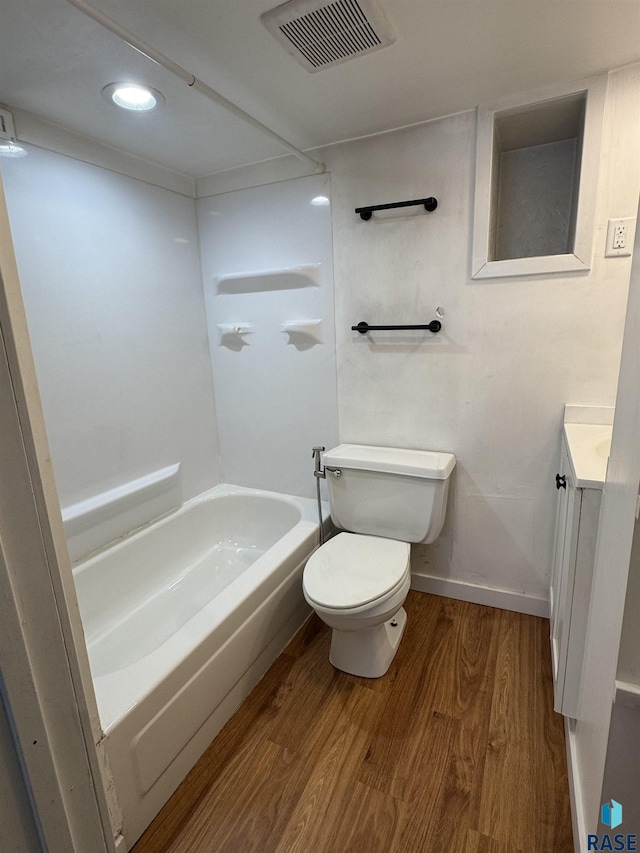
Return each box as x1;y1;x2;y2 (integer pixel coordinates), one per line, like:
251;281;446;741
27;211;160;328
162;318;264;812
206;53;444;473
303;444;456;678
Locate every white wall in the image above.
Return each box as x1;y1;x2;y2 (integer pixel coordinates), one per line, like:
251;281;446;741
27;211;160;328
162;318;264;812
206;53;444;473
320;65;640;607
194;65;640;609
196;174;338;499
1;144;221;556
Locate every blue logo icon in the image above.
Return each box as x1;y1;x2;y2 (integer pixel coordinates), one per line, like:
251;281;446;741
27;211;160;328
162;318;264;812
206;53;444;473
602;800;623;830
588;800;635;849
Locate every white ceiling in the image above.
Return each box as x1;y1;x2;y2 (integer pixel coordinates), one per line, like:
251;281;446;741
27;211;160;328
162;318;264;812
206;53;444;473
1;0;639;178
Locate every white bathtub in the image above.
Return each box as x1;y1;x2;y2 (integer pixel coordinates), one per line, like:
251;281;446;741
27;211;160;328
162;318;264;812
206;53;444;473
72;483;322;849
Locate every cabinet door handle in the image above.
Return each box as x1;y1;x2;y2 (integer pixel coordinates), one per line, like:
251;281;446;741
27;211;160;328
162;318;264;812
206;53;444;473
556;474;567;490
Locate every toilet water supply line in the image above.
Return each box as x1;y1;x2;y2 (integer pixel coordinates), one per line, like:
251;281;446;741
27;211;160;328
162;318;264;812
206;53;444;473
65;0;325;175
312;446;326;546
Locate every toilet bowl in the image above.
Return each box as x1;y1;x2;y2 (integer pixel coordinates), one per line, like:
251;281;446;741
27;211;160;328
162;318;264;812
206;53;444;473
303;443;455;678
303;532;411;677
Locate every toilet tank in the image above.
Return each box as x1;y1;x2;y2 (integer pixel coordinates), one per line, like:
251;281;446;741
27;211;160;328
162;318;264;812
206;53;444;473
322;444;456;545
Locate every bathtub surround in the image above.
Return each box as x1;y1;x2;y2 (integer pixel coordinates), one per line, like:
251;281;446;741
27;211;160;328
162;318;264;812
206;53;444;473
0;130;336;845
196;173;338;500
7;107;195;197
61;463;182;561
1;144;220;558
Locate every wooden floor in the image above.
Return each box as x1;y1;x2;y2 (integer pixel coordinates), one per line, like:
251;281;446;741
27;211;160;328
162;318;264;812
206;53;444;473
133;592;573;853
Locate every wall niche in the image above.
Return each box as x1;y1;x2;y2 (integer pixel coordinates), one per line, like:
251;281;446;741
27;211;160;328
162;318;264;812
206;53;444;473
472;76;606;279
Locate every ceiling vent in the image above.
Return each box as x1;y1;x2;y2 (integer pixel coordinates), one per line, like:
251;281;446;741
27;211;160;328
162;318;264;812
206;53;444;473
261;0;396;73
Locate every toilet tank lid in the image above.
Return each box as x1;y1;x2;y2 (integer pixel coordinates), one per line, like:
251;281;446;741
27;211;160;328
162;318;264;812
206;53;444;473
323;444;456;479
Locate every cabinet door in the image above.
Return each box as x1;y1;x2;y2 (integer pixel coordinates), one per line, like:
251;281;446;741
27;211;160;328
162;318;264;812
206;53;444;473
563;487;601;718
552;448;582;713
550;443;571;679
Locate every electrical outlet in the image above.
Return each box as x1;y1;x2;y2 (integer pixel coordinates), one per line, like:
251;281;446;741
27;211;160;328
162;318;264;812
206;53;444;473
613;222;627;249
606;217;635;257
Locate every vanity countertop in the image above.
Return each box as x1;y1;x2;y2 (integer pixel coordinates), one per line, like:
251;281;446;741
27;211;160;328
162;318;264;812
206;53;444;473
563;422;612;489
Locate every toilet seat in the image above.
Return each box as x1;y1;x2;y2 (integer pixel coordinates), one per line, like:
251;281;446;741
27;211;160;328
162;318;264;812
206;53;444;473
303;532;410;610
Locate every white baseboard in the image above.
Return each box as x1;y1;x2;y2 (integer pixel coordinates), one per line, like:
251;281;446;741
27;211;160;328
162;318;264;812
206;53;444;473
565;718;588;853
410;572;549;618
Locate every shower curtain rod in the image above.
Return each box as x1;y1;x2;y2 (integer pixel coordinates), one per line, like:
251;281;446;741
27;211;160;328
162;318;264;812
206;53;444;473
65;0;326;174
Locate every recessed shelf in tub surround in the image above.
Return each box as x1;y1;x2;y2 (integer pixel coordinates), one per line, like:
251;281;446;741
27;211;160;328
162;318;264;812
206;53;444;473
62;463;182;561
215;263;321;294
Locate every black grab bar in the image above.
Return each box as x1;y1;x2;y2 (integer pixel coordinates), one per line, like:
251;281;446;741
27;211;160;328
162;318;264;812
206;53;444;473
352;320;442;334
355;197;438;220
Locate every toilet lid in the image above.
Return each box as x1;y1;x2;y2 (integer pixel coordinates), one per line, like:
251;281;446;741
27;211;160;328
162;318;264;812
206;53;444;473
303;532;410;609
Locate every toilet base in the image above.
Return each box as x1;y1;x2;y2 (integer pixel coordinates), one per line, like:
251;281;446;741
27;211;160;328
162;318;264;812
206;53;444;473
329;606;407;678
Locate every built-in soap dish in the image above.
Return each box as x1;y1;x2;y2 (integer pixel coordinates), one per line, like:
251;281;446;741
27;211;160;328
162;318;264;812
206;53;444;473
282;320;322;349
217;323;254;350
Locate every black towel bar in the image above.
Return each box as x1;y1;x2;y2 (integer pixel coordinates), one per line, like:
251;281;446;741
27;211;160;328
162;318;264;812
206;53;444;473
355;197;438;221
352;320;442;334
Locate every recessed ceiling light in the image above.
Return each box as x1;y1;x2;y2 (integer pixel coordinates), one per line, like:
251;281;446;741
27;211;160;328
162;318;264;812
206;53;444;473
102;83;164;112
311;195;330;206
0;140;27;158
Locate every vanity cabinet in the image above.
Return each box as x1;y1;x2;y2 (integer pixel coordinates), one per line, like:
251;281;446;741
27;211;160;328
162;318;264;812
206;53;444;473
550;439;601;718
